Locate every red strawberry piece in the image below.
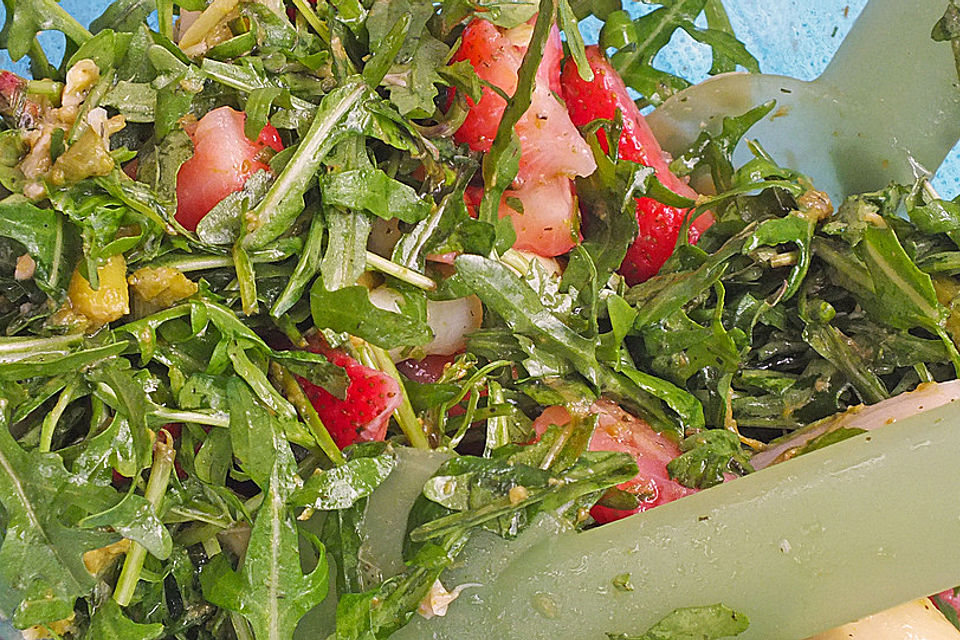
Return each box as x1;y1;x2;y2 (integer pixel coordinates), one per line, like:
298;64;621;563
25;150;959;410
175;106;283;231
561;46;713;284
448;18;596;257
298;336;402;450
532;400;695;524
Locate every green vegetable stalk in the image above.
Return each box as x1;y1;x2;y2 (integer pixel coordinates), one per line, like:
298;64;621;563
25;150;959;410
114;429;177;607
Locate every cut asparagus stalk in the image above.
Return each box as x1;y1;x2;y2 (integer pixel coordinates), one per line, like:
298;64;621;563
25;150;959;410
390;401;960;639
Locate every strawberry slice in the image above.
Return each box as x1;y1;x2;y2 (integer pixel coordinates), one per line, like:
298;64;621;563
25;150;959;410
175;106;283;232
532;400;695;524
450;18;596;257
561;46;713;284
298;336;402;450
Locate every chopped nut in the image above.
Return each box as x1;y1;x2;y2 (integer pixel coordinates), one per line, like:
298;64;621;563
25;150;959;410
508;485;529;505
13;253;35;281
417;580;480;619
797;188;834;221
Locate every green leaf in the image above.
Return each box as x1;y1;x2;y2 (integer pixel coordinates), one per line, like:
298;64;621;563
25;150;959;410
608;603;749;640
410;450;637;544
0;404;114;628
557;0;593;81
200;426;327;640
291;454;395;510
0;0;91;61
85;599;164;640
79;489;172;560
742;213;814;301
455;254;604;385
666;429;752;489
385;33;450;118
573;142;641;281
73;414;140;480
621;365;706;432
321;169;432;224
0;201;79;297
227;376;288;491
857;225;948;331
244;79;370;250
271;209;325;318
89;0;156;34
310;282;433;348
670;101;775;191
321;208;371;292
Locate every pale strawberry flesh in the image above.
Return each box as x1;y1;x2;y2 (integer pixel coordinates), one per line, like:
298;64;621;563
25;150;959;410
532;400;695;524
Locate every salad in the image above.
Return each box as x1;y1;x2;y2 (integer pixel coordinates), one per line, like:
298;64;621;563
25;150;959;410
1;0;960;638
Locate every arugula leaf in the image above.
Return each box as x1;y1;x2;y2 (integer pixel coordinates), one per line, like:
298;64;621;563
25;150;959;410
410;450;636;544
244;80;369;250
0;402;115;628
456;254;604;385
608;603;749;640
666;429;752;489
89;0;156;33
601;0;756;105
79;489;172;560
670;101;776;191
0;0;91;61
291;454;395;510
0;201;79;298
85;598;164;640
310;282;433;348
321;208;371;292
226;349;300;451
321;169;432;224
200;410;328;640
573;142;641;281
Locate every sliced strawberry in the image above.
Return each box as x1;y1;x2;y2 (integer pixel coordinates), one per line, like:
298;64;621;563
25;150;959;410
450;18;596;257
0;70;40;127
561;46;713;283
532;399;695;524
933;588;960;621
298;336;402;450
175;106;283;231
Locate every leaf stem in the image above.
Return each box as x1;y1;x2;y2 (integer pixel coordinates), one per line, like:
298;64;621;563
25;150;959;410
114;430;176;606
355;341;431;449
38;377;79;453
233;236;259;316
289;0;330;43
365;251;436;290
270;362;347;466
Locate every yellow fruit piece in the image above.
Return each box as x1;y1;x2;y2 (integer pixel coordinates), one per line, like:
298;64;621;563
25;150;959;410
67;254;129;327
128;266;198;309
